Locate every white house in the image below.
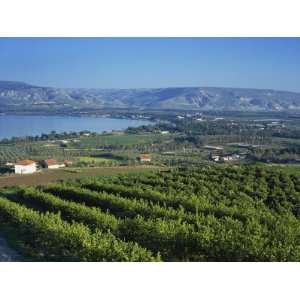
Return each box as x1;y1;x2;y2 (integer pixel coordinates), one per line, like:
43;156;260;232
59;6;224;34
221;154;240;162
14;160;37;174
139;154;151;162
43;159;65;169
221;156;233;162
211;155;220;162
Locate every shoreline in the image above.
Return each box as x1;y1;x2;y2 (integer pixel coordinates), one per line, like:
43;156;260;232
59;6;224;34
0;114;153;141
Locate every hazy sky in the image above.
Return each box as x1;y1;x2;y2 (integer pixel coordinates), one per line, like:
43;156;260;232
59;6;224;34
0;38;299;91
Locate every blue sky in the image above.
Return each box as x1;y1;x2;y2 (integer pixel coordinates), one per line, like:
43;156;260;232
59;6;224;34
0;38;299;91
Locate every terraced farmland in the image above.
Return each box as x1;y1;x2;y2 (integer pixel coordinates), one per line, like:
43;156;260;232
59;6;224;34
1;165;300;261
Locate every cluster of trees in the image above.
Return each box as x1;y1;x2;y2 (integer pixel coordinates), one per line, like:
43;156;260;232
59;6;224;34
126;118;272;152
0;130;96;145
0;142;77;165
124;117;300;167
126;122;177;134
1;165;300;261
250;146;300;163
273;128;300;139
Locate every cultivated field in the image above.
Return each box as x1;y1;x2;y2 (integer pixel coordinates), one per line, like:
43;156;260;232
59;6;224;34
0;165;300;261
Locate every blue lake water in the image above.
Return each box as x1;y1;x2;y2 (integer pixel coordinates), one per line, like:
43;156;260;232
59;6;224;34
0;115;152;140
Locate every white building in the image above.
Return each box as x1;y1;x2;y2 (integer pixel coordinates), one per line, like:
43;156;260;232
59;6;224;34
221;156;233;162
14;160;37;174
221;154;240;162
211;155;220;162
43;159;65;169
139;154;151;162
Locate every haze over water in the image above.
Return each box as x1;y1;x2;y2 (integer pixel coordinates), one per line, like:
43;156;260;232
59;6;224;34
0;115;151;139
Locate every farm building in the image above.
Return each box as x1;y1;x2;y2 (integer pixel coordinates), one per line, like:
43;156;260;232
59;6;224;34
111;130;125;135
221;154;240;162
210;155;220;162
64;160;73;167
14;160;37;174
43;159;65;169
139;154;151;162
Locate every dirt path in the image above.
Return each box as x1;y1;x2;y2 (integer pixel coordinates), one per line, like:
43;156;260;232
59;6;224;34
0;166;166;188
0;236;22;261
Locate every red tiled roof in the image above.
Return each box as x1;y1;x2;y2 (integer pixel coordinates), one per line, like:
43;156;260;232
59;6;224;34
140;154;151;159
15;159;36;166
44;159;59;166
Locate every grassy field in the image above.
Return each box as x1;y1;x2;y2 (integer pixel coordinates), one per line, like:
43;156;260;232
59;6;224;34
0;166;165;188
76;133;174;148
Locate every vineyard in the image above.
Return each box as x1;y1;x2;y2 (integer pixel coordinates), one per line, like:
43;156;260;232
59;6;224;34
1;165;300;261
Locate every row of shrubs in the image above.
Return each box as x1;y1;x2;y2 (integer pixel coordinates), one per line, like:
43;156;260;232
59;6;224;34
0;196;159;261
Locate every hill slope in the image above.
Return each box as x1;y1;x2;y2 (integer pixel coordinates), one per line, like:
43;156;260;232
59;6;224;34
1;81;300;111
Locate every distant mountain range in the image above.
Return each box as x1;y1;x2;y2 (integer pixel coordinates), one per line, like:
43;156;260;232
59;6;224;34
1;80;300;112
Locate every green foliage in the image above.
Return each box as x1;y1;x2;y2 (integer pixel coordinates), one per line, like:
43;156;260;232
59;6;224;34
0;196;159;261
9;187;119;233
1;164;300;261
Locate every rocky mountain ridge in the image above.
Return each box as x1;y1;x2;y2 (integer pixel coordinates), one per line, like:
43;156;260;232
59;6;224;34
1;81;300;111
